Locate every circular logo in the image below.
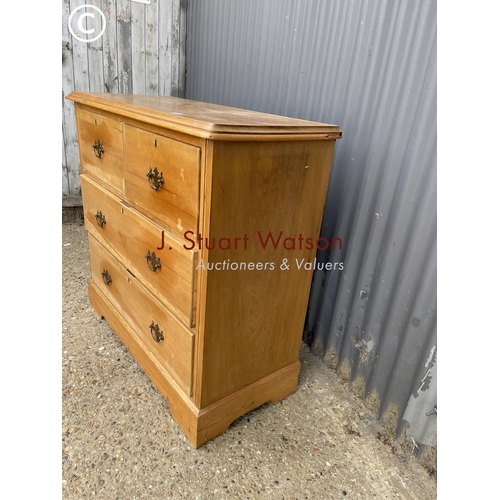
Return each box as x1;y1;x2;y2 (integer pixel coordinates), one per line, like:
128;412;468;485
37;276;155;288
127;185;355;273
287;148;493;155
68;5;106;43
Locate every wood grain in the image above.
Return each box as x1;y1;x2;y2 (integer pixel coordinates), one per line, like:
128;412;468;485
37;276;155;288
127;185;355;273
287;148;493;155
195;361;300;447
62;1;188;203
62;1;78;197
192;138;213;407
86;0;105;93
76;102;204;149
88;234;194;396
198;139;335;407
81;174;197;328
170;0;181;97
145;0;159;95
71;92;341;446
69;0;90;93
77;107;125;193
89;278;300;447
117;0;133;93
131;1;146;94
88;280;200;444
66;92;342;140
101;0;119;93
159;0;173;96
124;124;200;238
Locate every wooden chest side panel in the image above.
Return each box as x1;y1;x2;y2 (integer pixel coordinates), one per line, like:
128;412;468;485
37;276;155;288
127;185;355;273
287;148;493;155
199;140;336;407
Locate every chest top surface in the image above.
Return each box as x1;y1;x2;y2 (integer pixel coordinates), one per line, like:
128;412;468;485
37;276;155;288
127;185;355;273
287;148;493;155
66;92;341;140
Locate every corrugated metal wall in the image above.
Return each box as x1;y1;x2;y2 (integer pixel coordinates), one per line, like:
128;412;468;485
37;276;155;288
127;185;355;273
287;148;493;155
186;0;437;450
62;0;187;205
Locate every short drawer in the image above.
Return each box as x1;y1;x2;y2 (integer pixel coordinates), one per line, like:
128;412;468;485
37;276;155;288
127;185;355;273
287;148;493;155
124;125;200;237
88;234;194;396
81;174;197;328
77;107;124;193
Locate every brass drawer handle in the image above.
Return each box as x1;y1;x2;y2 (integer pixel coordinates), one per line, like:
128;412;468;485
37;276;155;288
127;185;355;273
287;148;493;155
92;139;105;159
146;167;165;191
149;321;164;343
101;269;112;285
95;210;106;228
145;250;161;272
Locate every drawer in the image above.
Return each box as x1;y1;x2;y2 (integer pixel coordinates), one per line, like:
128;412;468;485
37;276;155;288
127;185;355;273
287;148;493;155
88;234;194;396
77;108;124;193
124;125;200;237
81;174;197;328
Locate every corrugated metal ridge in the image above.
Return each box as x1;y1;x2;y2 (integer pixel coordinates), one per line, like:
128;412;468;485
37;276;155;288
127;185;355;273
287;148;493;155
185;0;437;453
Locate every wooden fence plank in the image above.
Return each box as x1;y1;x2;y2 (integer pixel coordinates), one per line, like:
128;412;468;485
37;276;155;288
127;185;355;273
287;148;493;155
158;0;173;96
131;1;146;94
171;0;180;97
69;0;90;92
117;0;133;93
62;0;80;197
87;0;105;93
101;0;119;93
145;0;159;95
62;125;69;197
67;0;91;195
178;0;187;96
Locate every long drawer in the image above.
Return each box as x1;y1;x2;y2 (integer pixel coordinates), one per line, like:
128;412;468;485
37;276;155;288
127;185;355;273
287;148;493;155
88;234;194;396
81;174;197;328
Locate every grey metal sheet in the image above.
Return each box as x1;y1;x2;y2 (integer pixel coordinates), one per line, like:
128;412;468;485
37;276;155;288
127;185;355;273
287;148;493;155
186;0;437;449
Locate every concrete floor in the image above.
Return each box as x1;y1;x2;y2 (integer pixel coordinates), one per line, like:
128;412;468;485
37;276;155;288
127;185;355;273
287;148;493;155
62;222;437;499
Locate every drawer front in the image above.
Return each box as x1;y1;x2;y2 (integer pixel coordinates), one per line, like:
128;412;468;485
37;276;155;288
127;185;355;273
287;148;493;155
77;108;124;193
124;125;200;237
81;174;197;328
88;234;194;396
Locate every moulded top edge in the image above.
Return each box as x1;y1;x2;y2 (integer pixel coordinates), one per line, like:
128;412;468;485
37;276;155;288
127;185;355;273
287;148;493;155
66;92;342;140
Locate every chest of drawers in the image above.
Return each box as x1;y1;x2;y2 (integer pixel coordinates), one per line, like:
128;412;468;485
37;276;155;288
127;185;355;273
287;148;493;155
67;92;341;447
